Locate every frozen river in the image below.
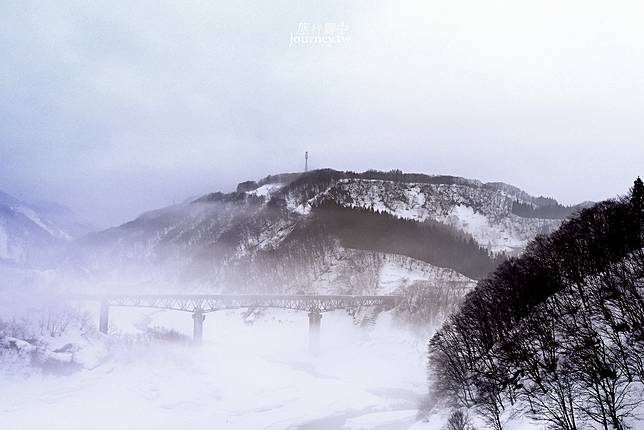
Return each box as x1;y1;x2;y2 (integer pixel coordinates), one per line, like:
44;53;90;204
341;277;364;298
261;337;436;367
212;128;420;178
0;308;434;430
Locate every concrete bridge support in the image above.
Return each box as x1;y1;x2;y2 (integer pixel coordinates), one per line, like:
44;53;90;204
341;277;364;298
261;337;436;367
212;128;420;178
99;301;109;334
192;309;205;343
308;309;322;354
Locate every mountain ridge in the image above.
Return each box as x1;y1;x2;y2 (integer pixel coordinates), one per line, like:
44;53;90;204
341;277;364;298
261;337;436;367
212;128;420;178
0;189;94;264
70;169;584;294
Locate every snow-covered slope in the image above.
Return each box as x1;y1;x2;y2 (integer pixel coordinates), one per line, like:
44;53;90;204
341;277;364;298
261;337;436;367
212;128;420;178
259;247;476;296
282;177;565;254
0;190;90;264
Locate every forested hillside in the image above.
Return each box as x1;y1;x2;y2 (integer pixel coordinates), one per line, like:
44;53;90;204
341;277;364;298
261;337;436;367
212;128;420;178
428;178;644;429
299;201;503;279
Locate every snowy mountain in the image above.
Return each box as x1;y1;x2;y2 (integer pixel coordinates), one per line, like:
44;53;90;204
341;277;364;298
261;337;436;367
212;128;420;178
282;172;576;254
0;189;92;264
74;169;582;294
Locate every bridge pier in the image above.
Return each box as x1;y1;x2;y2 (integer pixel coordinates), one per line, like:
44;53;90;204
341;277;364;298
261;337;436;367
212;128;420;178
192;308;205;343
99;301;109;334
308;308;322;354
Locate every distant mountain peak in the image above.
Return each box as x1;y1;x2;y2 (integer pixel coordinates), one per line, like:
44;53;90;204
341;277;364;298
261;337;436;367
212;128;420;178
0;189;23;207
0;189;95;264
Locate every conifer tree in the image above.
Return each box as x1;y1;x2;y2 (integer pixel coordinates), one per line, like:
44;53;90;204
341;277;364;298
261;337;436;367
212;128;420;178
631;176;644;214
631;176;644;245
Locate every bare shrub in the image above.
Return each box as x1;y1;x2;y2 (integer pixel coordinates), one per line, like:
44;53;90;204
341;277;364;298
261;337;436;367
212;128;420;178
446;409;475;430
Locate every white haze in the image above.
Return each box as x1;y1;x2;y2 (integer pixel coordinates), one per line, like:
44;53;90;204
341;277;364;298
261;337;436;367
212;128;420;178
0;298;433;430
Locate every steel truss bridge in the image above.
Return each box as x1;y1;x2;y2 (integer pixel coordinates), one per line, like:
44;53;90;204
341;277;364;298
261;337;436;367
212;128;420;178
71;294;402;353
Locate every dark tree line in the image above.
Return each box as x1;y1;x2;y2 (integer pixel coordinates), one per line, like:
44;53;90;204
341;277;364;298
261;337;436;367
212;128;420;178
304;200;503;280
263;168;480;192
511;200;581;219
428;178;644;430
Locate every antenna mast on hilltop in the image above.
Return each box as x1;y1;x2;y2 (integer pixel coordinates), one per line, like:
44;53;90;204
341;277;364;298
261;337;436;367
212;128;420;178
305;151;309;172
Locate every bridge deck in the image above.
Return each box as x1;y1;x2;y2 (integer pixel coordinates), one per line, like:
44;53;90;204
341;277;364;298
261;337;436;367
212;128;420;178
72;294;402;313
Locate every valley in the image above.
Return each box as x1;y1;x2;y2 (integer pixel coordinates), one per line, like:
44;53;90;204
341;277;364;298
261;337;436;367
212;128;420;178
2;170;640;430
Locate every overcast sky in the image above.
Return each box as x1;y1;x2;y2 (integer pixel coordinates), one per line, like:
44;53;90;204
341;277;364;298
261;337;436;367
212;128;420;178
1;0;643;227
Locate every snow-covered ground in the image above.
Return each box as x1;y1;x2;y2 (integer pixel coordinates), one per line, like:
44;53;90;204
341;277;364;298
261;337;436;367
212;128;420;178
247;183;286;198
6;300;636;429
0;306;439;430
